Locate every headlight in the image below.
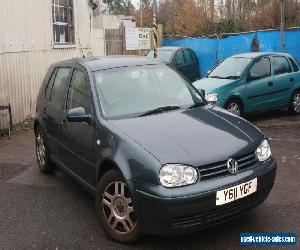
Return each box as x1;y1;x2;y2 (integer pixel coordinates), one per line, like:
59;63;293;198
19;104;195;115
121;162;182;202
159;164;198;188
256;139;272;162
206;93;219;103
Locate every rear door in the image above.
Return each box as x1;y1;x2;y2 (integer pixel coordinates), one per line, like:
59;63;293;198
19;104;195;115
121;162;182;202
271;56;295;106
245;57;274;112
61;66;97;187
43;67;71;162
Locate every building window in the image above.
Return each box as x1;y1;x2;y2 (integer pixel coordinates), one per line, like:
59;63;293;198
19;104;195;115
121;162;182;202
52;0;74;45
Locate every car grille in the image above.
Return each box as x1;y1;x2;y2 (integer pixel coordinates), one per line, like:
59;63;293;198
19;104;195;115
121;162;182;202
198;152;258;181
172;188;270;229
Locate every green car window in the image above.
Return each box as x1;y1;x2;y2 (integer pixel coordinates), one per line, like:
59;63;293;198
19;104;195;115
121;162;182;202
250;57;271;79
273;56;292;75
208;57;252;79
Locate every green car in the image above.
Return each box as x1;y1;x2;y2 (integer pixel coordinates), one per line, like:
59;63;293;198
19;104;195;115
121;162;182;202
193;52;300;116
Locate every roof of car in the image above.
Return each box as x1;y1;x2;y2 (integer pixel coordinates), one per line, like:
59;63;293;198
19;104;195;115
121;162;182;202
157;46;183;51
232;52;293;59
56;56;162;71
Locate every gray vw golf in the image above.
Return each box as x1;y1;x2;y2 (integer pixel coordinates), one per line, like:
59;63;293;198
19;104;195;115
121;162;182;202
35;56;277;243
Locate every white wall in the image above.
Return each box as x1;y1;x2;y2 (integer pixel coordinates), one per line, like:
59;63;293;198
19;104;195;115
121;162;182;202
0;0;105;127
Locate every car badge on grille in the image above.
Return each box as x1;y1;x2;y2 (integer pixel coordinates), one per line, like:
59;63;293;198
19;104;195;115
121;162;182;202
227;158;238;175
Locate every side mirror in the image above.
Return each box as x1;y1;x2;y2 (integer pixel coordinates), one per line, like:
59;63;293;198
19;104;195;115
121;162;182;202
66;107;92;124
248;72;260;81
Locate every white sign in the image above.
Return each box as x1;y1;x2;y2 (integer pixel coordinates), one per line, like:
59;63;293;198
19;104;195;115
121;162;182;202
125;28;151;50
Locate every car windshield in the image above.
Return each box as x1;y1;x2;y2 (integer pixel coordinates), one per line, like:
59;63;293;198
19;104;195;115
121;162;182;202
208;57;252;79
94;64;204;119
146;50;173;63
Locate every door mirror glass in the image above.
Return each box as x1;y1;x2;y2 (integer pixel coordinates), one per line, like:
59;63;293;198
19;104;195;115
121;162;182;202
248;72;260;81
66;107;91;123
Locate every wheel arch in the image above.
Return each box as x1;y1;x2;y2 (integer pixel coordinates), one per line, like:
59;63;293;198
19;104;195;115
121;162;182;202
224;95;245;112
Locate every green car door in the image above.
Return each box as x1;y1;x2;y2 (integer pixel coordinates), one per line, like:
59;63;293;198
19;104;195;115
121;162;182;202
245;56;275;112
270;55;294;107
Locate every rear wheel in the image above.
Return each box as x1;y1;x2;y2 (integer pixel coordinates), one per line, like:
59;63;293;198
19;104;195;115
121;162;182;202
225;99;243;116
289;90;300;114
95;169;140;243
35;127;56;174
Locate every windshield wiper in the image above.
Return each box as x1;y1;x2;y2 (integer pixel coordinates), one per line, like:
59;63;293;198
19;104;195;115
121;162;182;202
223;76;240;79
139;106;180;117
188;102;206;110
209;76;225;79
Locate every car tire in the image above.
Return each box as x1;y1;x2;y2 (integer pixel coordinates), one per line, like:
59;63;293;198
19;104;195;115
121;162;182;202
289;90;300;115
95;169;140;243
224;99;243;116
35;126;56;174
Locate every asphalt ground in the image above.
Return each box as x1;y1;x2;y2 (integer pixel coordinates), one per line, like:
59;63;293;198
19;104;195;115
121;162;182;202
0;110;299;250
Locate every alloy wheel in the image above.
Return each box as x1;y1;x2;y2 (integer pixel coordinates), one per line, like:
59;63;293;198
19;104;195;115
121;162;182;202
227;102;241;116
101;181;137;234
36;132;46;167
293;93;300;113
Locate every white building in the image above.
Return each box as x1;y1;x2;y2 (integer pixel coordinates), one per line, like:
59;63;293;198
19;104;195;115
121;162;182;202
0;0;129;128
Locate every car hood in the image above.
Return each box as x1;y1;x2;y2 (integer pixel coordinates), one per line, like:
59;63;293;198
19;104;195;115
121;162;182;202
109;107;264;166
193;77;235;94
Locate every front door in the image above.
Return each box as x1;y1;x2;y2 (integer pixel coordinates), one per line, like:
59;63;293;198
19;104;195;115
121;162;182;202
61;67;97;188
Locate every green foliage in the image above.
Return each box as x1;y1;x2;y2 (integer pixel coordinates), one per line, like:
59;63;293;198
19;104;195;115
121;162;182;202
216;19;244;34
103;0;134;15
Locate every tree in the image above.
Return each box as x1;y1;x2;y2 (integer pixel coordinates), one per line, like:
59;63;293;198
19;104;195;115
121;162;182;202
134;0;153;27
103;0;134;15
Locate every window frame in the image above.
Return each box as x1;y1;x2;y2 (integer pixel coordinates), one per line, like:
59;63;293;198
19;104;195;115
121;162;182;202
52;0;75;46
66;68;94;115
288;57;300;72
48;67;72;110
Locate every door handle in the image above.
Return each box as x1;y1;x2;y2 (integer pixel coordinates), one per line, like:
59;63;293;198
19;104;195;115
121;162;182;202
61;119;67;127
290;77;294;82
268;81;273;87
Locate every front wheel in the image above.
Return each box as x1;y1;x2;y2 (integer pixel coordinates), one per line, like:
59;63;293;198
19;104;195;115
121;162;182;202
224;99;243;116
95;169;140;243
289;90;300;114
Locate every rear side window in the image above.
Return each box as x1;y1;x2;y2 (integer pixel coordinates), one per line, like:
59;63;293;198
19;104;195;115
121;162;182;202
184;50;193;64
174;50;185;65
50;68;71;109
45;68;58;100
250;57;271;79
289;57;299;72
273;56;292;75
67;69;92;114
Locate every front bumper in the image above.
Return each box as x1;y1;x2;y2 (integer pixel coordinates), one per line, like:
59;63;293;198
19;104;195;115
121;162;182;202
134;158;277;236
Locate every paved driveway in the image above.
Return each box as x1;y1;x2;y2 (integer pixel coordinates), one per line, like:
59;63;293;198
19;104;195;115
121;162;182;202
0;111;299;249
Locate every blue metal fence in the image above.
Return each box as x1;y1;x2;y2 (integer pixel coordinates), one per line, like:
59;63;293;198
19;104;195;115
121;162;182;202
163;29;300;78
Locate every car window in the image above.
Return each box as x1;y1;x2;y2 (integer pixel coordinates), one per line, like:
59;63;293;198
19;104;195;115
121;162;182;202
208;57;252;79
67;69;92;115
146;50;173;63
250;57;271;79
46;68;58;100
174;50;185;65
289;57;299;72
184;50;193;64
50;68;71;109
273;56;292;75
94;64;204;119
